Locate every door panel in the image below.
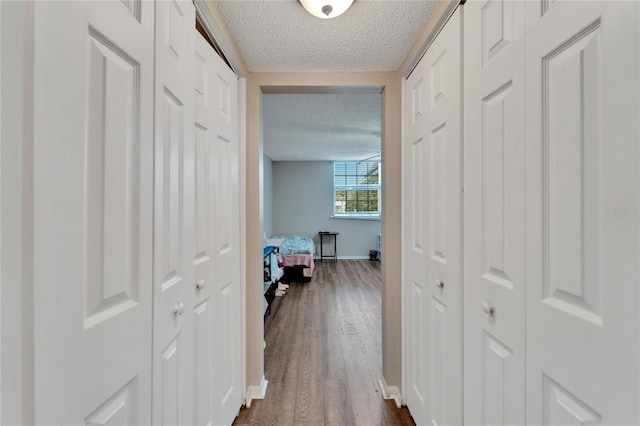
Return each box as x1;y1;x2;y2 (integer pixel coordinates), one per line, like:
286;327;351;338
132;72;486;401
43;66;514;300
404;8;462;426
525;1;640;424
161;338;181;425
193;34;216;426
482;331;515;424
153;1;195;424
463;0;526;424
404;49;430;426
430;124;447;264
543;375;601;426
32;1;154;423
429;297;447;424
211;48;242;426
194;299;213;426
193;32;241;426
424;10;462;426
85;379;137;426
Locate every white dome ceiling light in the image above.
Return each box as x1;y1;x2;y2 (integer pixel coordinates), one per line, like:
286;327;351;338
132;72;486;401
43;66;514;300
299;0;355;19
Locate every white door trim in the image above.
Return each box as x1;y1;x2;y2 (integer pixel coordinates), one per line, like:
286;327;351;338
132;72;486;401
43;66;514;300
400;75;407;406
1;2;37;424
238;77;247;407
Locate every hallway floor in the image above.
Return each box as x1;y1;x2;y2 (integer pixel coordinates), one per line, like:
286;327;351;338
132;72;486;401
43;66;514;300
234;259;414;425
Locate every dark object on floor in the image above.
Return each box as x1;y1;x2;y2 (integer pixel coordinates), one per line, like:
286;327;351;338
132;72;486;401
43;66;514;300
369;249;378;261
281;265;311;283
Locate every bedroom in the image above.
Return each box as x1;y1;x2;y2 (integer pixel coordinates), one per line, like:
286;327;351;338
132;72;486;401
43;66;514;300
262;93;382;264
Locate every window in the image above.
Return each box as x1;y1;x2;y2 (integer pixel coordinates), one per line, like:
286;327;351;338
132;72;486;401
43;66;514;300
333;161;381;218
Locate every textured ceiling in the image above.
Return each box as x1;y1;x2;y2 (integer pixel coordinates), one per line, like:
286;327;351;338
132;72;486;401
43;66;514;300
263;93;381;161
215;0;437;72
216;1;431;160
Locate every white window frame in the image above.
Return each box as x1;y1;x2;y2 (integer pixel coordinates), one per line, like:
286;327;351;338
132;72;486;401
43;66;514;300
332;161;382;219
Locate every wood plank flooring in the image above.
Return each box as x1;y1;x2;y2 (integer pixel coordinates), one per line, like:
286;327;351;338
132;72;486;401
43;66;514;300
234;260;415;426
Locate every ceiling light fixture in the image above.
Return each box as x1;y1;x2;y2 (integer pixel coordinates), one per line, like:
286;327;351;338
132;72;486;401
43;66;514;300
299;0;355;19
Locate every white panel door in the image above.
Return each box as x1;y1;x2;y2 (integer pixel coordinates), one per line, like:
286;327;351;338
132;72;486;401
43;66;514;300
208;34;242;426
31;1;154;423
192;32;241;426
421;9;462;426
404;8;462;426
404;50;430;426
153;1;195;424
525;1;640;424
463;1;526;424
193;33;217;426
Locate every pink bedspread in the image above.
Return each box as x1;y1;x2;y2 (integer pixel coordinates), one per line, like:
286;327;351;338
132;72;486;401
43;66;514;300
281;253;315;277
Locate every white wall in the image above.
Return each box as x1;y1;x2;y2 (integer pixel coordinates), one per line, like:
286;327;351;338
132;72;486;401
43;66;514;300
272;161;381;258
262;154;273;239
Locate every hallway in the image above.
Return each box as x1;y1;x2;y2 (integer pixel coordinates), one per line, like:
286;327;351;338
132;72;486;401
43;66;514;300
234;260;413;425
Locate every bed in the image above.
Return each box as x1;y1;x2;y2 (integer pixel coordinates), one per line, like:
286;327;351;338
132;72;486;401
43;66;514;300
270;235;315;282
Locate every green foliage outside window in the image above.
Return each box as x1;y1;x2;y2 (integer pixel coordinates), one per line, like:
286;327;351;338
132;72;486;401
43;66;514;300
333;162;381;216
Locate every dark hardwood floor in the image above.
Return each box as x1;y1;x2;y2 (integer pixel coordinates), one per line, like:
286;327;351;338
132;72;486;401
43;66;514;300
234;259;415;426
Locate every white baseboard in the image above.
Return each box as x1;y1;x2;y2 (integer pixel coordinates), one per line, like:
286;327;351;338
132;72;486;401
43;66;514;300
245;375;269;408
378;377;402;408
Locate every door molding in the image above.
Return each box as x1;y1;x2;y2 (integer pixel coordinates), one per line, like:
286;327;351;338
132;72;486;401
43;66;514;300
1;2;35;424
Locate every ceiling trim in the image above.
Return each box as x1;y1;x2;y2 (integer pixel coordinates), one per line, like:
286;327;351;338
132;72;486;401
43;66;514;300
401;0;461;79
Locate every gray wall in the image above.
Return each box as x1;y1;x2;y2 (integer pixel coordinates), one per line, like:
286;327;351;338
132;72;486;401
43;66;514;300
262;154;273;239
272;161;381;258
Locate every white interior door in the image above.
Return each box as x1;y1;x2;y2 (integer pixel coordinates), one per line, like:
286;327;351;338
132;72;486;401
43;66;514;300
525;1;640;424
404;51;430;426
463;1;526;424
403;8;462;426
421;9;463;426
208;34;242;426
32;1;155;423
193;32;217;426
192;30;241;426
153;0;195;424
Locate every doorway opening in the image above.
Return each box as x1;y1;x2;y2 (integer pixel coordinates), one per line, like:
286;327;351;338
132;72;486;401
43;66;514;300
238;84;410;423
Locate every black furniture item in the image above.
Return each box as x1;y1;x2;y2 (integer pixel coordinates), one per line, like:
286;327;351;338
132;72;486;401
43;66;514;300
263;246;281;316
281;264;311;283
318;231;339;262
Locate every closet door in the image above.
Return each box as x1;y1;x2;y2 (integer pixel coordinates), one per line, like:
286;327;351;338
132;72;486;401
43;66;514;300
421;9;463;426
525;1;640;424
463;1;526;424
152;0;195;424
404;8;462;426
404;49;430;426
208;34;242;426
193;33;217;426
192;32;242;426
31;1;154;423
